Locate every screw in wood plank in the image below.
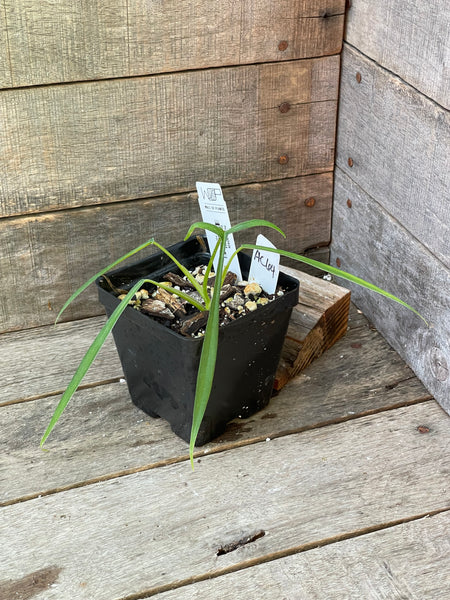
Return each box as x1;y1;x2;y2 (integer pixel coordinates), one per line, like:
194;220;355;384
278;154;289;165
278;40;288;51
336;258;342;267
417;425;430;434
347;198;352;208
305;197;316;207
356;72;362;83
279;102;291;113
348;157;354;167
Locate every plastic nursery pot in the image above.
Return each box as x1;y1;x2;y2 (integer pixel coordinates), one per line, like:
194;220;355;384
96;236;299;446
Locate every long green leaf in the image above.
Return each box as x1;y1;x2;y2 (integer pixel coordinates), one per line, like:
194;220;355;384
227;219;286;238
202;237;222;306
151;240;205;300
189;237;225;467
240;244;428;325
184;221;225;240
149;280;206;312
55;239;155;323
41;279;147;448
221;220;286;285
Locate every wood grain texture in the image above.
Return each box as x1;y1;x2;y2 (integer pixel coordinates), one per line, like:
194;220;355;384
336;45;450;269
155;512;450;599
2;401;448;599
332;168;450;414
275;266;351;389
0;0;12;88
0;316;122;405
0;175;333;332
0;312;430;503
0;56;339;218
346;0;450;108
2;0;345;88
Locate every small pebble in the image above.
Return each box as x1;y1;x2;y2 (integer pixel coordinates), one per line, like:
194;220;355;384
244;282;262;297
245;300;258;312
257;297;269;306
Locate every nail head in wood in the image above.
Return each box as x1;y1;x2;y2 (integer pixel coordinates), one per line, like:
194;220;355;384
305;197;316;207
348;157;354;167
278;40;288;52
279;102;291;113
347;198;352;208
278;154;289;165
356;72;362;83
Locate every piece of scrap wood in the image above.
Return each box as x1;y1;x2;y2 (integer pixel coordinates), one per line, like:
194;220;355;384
274;266;351;390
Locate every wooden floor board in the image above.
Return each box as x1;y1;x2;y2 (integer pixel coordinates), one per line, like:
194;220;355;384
2;402;448;600
1;315;430;505
153;511;450;599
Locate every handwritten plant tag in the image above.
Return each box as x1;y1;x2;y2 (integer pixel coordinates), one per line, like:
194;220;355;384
248;234;280;295
196;182;242;281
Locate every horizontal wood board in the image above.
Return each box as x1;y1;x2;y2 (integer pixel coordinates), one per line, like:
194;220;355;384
0;308;431;504
2;401;448;599
155;512;450;599
0;56;339;218
332;168;450;414
336;45;450;269
1;1;345;88
0;175;333;332
345;0;449;108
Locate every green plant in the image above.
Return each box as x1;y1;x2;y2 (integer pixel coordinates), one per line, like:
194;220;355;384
41;219;426;466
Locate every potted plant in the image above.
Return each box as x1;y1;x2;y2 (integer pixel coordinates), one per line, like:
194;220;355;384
41;219;425;466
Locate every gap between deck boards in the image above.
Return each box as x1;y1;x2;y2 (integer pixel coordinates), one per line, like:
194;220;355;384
1;396;433;508
109;507;450;600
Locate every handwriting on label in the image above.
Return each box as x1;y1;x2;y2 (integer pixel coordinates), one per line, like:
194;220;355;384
253;249;276;278
248;234;279;295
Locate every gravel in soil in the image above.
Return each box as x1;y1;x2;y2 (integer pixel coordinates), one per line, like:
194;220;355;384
115;265;286;338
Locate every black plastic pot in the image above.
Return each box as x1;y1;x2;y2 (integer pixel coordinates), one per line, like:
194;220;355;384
96;236;299;445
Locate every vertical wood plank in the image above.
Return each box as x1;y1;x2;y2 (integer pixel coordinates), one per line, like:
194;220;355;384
336;45;450;269
346;0;450;108
332;167;450;414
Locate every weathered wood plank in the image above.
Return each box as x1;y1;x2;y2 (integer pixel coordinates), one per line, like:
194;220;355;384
346;0;449;108
336;45;450;269
0;0;12;88
332;167;450;414
0;175;333;332
0;316;122;405
0;57;339;218
155;512;450;599
2;1;345;88
275;266;351;389
0;316;430;504
2;402;448;599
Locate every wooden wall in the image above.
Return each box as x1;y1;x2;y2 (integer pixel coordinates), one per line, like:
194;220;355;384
0;1;345;333
331;1;450;413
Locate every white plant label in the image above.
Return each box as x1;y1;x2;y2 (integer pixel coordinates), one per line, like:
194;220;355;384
248;234;280;295
196;182;242;280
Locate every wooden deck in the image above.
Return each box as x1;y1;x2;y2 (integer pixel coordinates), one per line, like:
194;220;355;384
1;306;449;599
